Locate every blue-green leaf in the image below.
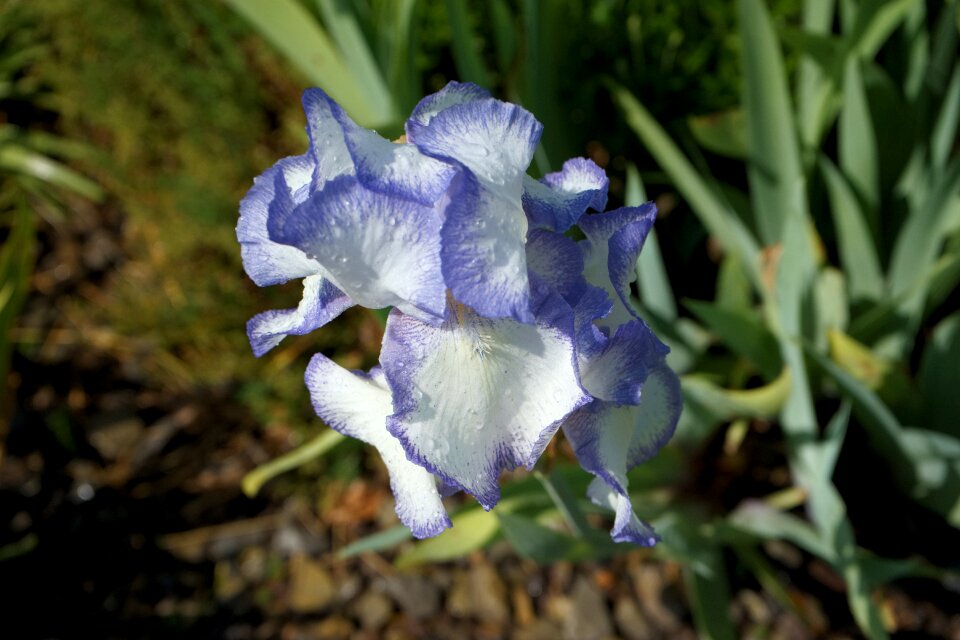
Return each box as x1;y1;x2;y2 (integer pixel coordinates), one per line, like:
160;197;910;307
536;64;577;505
819;156;883;301
337;525;411;558
685;300;781;379
611;84;762;290
315;0;394;119
627;164;677;321
497;512;580;564
918;312;960;434
738;0;805;244
445;0;492;88
839;59;880;223
226;0;395;127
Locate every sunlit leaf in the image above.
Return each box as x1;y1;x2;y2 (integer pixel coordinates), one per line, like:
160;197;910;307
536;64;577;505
681;368;791;420
242;430;345;497
315;0;393;120
226;0;395;127
395;507;500;567
839;59;880;223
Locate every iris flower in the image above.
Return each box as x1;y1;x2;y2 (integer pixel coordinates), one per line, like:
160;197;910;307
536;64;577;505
238;82;680;543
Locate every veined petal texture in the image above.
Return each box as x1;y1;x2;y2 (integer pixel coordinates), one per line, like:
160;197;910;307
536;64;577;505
408;87;543;322
381;285;590;510
305;355;451;539
268;175;447;325
237;154;320;287
246;275;353;357
406;81;492;131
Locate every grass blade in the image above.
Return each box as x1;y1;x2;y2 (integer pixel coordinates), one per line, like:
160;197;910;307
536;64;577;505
0;143;103;201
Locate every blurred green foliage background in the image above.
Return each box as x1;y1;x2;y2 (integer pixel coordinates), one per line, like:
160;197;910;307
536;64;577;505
2;0;959;638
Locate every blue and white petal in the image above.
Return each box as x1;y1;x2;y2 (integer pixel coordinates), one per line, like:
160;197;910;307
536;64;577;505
562;402;659;546
406;81;492;133
269;175;447;324
304;87;459;205
301;89;355;192
440;173;534;322
579;204;658;329
578;320;670;405
381;286;590;510
246;275;354;357
627;364;683;467
587;477;659;546
305;355;451;539
561;363;681;545
525;228;612;344
409;96;543;322
523;157;609;232
525;229;586;303
408;94;541;188
237;154;320;287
